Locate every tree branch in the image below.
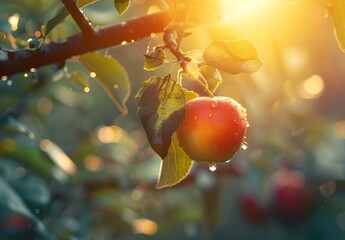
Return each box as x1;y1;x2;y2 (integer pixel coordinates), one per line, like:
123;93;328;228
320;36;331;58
0;11;172;77
61;0;94;36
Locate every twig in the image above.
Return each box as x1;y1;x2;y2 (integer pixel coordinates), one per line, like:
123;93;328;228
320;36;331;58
61;0;94;36
0;11;172;77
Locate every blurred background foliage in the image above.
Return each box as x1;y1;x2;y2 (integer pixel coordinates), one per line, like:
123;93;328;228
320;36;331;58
1;0;345;239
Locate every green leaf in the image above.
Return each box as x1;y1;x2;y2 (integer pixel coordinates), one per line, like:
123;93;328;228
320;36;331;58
144;48;166;71
183;88;199;101
156;133;193;189
200;65;222;93
137;75;186;159
203;40;263;75
0;178;39;223
114;0;130;15
0;137;65;182
0;159;50;210
43;0;98;36
330;0;345;52
79;52;130;114
69;71;90;92
0;115;35;139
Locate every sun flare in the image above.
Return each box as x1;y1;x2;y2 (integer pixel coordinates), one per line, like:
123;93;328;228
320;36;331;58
220;0;273;23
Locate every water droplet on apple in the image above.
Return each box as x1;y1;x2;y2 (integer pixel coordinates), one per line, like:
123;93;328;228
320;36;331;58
241;141;248;150
234;132;239;138
246;122;250;128
194;115;198;120
226;159;231;163
211;100;217;109
209;162;217;172
208;113;213;119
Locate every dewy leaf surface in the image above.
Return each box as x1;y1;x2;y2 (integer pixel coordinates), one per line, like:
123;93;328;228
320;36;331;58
79;52;130;114
203;40;263;74
330;0;345;52
156;133;193;189
114;0;130;15
137;75;186;159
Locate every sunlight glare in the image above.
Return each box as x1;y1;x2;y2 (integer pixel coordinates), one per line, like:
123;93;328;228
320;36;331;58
8;13;19;31
220;0;273;23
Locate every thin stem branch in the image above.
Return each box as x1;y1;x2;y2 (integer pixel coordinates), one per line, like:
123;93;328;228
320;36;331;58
0;11;172;77
61;0;94;36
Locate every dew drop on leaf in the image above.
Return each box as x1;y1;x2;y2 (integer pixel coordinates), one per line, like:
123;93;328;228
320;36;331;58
84;87;90;93
113;84;119;89
24;73;29;78
90;72;96;78
241;141;248;150
7;80;13;86
209;162;217;172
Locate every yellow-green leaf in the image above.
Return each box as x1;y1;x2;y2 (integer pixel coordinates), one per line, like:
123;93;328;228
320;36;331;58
114;0;130;15
156;133;193;189
144;48;166;71
137;75;186;159
203;40;263;75
330;0;345;52
200;65;222;93
79;52;130;114
69;71;90;92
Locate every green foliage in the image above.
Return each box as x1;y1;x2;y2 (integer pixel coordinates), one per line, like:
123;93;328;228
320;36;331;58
137;75;186;159
0;114;35;139
79;52;130;114
144;47;166;71
2;0;345;239
114;0;131;15
200;65;222;93
43;0;98;36
203;40;263;74
156;133;193;188
329;0;345;52
69;70;90;91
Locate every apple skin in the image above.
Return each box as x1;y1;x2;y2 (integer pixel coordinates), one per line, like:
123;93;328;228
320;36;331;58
240;192;269;224
270;169;316;225
176;96;247;162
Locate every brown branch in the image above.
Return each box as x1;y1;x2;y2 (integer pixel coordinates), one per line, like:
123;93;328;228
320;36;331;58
0;11;172;77
61;0;94;36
